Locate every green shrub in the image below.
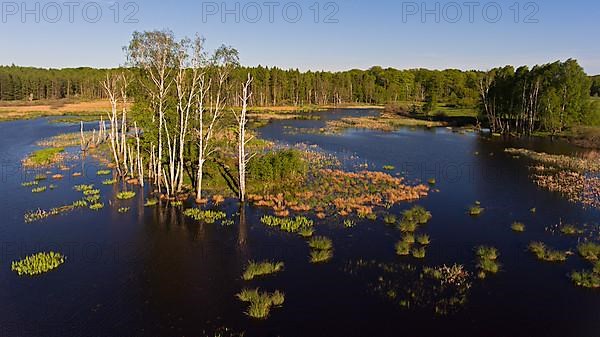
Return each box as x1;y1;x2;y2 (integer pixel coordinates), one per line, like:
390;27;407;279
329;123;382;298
248;150;306;183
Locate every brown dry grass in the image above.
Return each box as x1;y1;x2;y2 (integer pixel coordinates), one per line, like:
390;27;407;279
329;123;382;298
0;100;129;121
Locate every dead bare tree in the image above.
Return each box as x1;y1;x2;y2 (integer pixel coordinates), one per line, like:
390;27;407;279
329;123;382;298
233;74;254;202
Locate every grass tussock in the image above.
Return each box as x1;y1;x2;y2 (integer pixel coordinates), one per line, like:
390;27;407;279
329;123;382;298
243;261;284;281
511;222;526;232
577;242;600;261
116;191;136;200
308;236;333;263
528;242;568;262
310;249;333;263
469;201;484;216
475;246;500;278
183;209;227;224
11;252;65;276
571;270;600;289
236;288;285;319
261;215;314;235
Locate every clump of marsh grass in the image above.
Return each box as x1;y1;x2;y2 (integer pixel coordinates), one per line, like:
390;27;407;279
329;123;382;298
308;236;333;263
310;249;333;263
118;207;130;213
72;200;87;208
85;195;101;203
89;202;104;210
261;215;314;236
183;209;227;224
243;261;284;281
511;222;526;232
83;189;100;196
382;165;395;171
344;219;356;228
417;234;431;245
402;233;416;244
298;227;314;238
236;288;285;319
31;186;47;193
21;181;39;187
427;178;436;185
116;191;136;200
11;251;65;276
559;224;582;236
395;241;411;256
384;214;397;225
74;184;94;192
475;245;500;278
308;236;333;250
96;169;111;176
144;198;158;207
570;270;600;289
577;242;600;261
402;206;432;225
102;179;117;185
528;242;568;262
34;174;47;181
469;202;484;216
412;246;426;259
398;221;417;233
422;264;471;287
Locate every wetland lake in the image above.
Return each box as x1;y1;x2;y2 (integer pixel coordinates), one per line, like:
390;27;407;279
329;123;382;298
1;109;599;337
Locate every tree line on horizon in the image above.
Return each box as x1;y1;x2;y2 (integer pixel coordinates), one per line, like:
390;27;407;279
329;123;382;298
0;60;598;135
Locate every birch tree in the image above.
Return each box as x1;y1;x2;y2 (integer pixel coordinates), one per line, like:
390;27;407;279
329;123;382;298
234;74;253;202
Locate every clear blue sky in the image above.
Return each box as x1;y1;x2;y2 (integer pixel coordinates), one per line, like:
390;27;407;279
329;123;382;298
1;0;599;74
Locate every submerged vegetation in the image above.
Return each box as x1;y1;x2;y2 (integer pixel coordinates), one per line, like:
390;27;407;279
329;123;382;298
236;288;285;319
12;252;65;276
243;261;284;281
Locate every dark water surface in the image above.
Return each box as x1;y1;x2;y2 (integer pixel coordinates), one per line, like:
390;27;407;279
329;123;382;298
0;111;598;337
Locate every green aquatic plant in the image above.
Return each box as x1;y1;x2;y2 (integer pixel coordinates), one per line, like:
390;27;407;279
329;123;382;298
476;246;498;261
171;200;183;207
118;207;130;213
570;270;600;289
559;224;581;236
395;241;411;256
475;245;500;277
102;179;117;185
31;186;47;193
398;220;417;232
49;184;57;190
221;219;235;226
183;209;227;224
116;191;136;200
344;219;356;228
402;206;432;225
298;226;314;237
236;288;285;319
427;178;436;185
242;261;284;281
34;174;47;181
72;200;87;208
144;198;158;207
89;202;104;210
366;213;377;221
260;215;314;234
511;222;526;232
402;233;416;244
383;214;397;225
74;184;94;192
83;189;100;196
382;165;395;171
85;195;101;203
528;242;568;262
417;234;431;245
21;181;39;187
11;252;65;276
96;169;111;176
577;242;600;261
24;147;64;167
310;249;333;263
308;236;333;251
422;264;470;286
469;202;484;216
412;246;426;259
